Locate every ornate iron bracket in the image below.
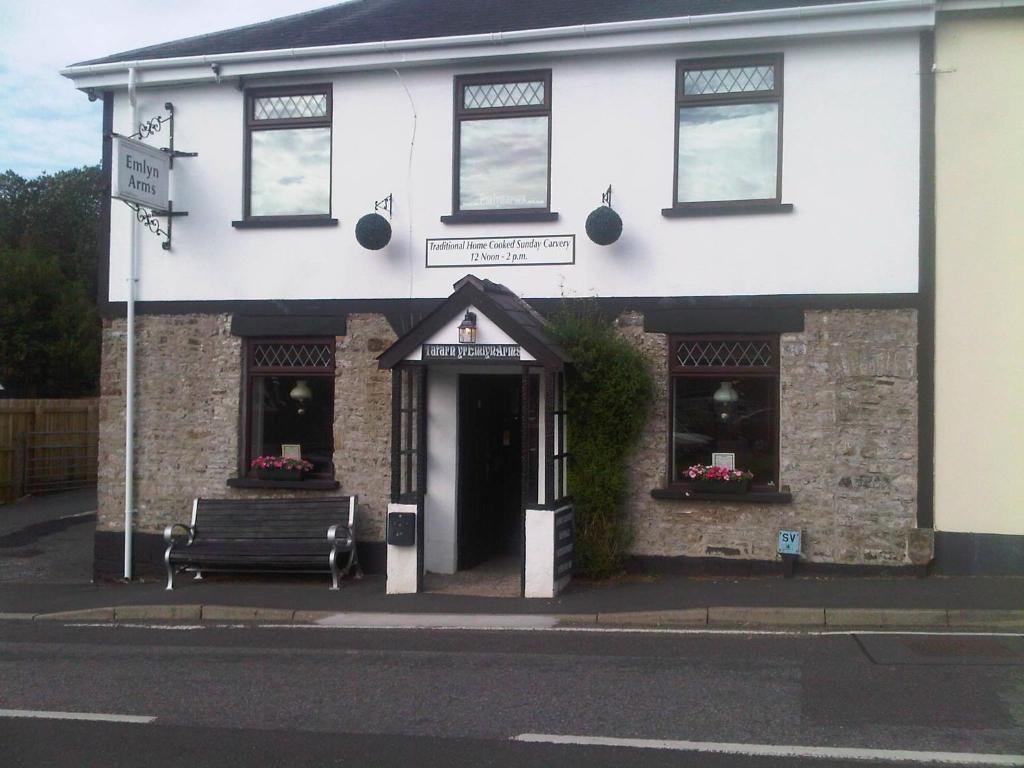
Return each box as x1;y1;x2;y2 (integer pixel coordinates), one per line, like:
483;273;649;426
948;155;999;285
128;102;198;168
601;184;613;208
115;102;197;250
123;200;189;251
375;193;394;219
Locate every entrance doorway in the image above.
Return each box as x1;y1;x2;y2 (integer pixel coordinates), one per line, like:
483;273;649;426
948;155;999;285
457;374;522;571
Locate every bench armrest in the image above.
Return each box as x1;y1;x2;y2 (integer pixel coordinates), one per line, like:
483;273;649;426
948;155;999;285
327;524;353;548
163;523;194;546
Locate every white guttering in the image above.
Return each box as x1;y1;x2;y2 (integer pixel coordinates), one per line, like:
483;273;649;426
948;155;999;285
62;0;935;82
937;0;1024;9
123;67;138;580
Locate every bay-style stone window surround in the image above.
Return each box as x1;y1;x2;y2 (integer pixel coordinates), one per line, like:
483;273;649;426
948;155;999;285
622;309;927;567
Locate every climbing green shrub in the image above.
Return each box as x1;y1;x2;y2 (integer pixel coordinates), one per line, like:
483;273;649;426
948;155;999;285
548;303;653;577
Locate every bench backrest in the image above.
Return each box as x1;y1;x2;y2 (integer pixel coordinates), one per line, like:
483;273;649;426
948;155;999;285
193;496;355;541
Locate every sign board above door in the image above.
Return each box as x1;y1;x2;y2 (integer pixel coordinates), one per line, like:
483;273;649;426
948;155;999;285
112;135;170;211
422;344;521;361
426;235;574;268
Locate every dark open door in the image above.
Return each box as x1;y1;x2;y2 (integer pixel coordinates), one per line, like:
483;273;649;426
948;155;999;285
457;374;522;570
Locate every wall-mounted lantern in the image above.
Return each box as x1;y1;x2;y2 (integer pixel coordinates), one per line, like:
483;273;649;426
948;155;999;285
355;193;393;250
585;184;622;246
458;311;478;344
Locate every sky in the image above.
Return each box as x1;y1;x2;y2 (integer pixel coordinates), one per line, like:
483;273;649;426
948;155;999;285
0;1;333;178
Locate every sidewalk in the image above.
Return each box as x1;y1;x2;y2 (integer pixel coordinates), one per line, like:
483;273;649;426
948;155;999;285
1;572;1021;628
1;490;1021;630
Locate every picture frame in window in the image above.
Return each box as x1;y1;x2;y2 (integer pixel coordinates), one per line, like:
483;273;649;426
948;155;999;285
711;452;736;470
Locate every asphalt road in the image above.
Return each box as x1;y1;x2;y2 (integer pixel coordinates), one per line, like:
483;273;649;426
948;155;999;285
1;621;1022;767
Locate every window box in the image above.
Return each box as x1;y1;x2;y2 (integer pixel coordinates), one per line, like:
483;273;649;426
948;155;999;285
693;477;751;494
226;478;341;491
651;487;792;504
256;468;303;482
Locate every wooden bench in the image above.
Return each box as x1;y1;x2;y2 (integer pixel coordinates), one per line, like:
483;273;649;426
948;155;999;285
163;496;359;591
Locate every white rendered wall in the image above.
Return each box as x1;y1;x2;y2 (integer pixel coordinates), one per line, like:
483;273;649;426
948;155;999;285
524;508;555;598
386;503;419;594
106;32;920;304
424;368;458;574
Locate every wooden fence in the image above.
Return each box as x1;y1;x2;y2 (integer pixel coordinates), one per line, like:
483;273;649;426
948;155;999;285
0;399;99;504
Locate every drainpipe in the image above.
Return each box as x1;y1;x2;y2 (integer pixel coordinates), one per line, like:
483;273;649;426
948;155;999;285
123;66;138;580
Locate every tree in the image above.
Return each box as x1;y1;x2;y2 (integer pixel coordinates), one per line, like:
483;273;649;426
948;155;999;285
548;303;653;577
0;167;103;397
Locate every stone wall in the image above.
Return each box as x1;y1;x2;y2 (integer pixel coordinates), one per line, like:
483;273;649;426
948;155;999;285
97;306;928;573
97;313;396;543
621;309;930;567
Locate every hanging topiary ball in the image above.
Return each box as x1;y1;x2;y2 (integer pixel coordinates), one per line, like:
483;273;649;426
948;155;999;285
355;212;392;250
585;205;622;246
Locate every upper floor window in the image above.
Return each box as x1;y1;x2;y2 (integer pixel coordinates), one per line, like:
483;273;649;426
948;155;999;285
674;55;783;208
244;85;332;220
453;70;551;214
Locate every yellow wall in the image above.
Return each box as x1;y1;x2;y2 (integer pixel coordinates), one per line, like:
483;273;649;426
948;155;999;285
934;12;1024;535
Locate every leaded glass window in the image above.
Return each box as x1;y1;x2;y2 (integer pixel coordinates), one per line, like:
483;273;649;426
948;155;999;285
453;70;552;213
674;56;783;206
669;335;779;488
245;338;336;479
245;86;332;219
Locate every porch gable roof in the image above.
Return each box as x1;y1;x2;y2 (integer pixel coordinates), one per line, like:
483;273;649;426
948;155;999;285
377;275;571;369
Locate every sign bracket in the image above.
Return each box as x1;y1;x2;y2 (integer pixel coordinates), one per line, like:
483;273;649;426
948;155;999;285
111;102;196;250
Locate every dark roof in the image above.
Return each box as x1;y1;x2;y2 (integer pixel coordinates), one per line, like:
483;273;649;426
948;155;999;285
377;275;570;369
75;0;877;67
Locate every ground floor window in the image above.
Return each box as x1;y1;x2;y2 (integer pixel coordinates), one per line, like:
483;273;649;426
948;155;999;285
670;335;779;488
245;339;335;478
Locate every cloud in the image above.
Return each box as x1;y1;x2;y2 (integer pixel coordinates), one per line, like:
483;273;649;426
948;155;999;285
458;116;549;210
0;0;330;178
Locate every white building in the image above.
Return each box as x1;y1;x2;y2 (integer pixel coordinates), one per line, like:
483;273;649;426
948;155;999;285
63;0;943;593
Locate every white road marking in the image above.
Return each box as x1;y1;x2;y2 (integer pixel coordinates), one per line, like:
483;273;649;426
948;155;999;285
0;709;155;724
67;623;205;630
61;620;1023;639
513;733;1024;765
312;612;560;629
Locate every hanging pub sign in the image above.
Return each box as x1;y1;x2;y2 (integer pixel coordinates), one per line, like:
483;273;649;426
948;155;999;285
422;344;521;361
426;235;575;268
112;135;170;211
